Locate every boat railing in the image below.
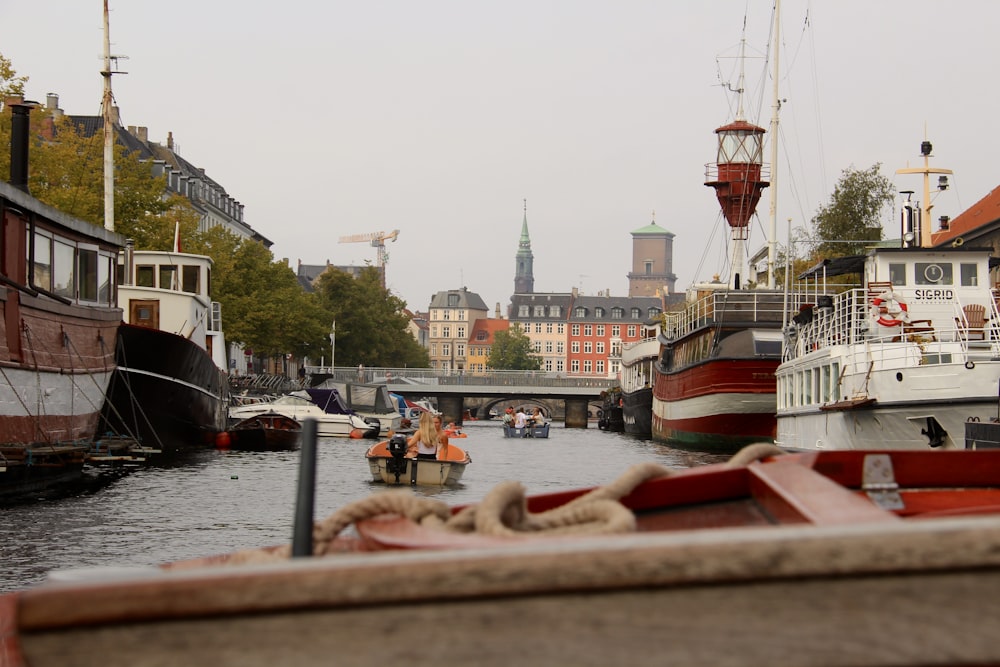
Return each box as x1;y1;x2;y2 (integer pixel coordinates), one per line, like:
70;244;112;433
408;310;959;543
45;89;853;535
784;288;1000;362
663;290;793;340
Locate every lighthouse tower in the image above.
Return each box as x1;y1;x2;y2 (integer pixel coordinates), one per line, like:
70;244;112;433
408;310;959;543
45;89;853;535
704;119;770;289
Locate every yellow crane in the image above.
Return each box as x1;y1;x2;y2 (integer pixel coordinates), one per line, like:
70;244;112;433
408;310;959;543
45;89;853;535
338;229;400;286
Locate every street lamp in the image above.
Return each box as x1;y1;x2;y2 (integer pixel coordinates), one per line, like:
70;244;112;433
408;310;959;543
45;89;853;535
329;321;336;372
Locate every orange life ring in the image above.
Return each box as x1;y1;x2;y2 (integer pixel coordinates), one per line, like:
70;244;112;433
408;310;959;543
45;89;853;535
871;291;909;327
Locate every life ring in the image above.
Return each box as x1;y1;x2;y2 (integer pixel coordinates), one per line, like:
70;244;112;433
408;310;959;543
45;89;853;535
871;291;909;327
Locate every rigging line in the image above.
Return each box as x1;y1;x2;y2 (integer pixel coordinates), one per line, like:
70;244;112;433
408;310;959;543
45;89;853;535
109;335;165;449
20;322;51;443
62;332;116;415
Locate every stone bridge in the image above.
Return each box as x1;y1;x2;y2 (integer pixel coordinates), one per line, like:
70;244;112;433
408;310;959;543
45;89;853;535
306;367;616;428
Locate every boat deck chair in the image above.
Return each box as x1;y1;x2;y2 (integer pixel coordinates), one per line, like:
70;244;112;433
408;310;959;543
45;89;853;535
957;303;988;340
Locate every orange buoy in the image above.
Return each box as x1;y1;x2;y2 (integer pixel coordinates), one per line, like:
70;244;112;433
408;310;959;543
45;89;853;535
215;431;232;449
349;428;365;439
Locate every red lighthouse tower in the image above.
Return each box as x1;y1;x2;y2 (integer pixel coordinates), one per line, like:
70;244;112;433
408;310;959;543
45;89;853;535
704;119;770;289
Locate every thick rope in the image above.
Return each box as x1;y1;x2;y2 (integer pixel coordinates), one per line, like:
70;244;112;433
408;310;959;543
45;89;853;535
188;444;783;567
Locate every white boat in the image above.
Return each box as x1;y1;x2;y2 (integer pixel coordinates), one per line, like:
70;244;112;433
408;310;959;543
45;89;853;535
365;436;470;486
310;380;401;436
228;389;377;439
776;237;1000;450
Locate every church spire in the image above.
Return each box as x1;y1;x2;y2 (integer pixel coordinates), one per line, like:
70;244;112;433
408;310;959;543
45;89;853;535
514;198;535;294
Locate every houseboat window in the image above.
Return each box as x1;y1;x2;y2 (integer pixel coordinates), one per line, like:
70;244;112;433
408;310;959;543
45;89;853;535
831;362;840;400
182;265;200;294
99;254;114;305
159;265;177;290
804;369;813;404
821;366;831;403
888;263;906;286
915;262;952;285
136;265;155;287
78;247;99;303
52;239;75;299
960;263;978;287
32;231;52;291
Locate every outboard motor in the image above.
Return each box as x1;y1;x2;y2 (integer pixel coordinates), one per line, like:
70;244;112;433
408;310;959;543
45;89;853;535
386;433;409;483
362;418;381;440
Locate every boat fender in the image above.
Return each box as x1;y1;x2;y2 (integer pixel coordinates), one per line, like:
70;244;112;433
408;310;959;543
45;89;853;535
215;431;231;450
871;291;909;327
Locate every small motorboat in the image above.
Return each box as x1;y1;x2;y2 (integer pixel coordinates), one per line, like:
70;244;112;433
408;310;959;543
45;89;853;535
8;446;1000;666
503;422;550;438
228;390;378;439
365;434;470;486
221;412;302;451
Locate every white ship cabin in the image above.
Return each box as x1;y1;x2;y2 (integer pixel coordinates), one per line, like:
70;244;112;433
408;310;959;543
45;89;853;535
117;242;227;370
779;246;1000;408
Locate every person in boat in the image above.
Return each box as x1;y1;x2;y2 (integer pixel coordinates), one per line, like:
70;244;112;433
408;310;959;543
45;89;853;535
502;407;514;425
407;412;449;460
530;407;545;427
514;409;529;429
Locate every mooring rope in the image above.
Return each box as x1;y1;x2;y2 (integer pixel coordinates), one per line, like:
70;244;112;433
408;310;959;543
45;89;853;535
202;445;781;567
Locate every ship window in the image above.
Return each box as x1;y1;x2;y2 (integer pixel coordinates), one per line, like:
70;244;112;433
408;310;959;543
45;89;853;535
136;265;155;287
182;265;200;294
52;239;75;299
804;369;813;404
960;263;978;287
915;262;952;285
159;265;178;290
32;231;52;291
821;365;831;403
78;246;99;303
831;362;840;400
888;263;906;286
99;253;114;305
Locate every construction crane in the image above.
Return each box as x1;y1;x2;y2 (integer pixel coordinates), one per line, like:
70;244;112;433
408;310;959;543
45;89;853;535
338;229;400;287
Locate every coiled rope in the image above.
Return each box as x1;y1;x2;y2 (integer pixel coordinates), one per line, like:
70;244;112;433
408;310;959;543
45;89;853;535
206;443;783;566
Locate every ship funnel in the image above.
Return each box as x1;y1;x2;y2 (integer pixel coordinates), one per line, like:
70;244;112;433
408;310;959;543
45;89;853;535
9;102;39;194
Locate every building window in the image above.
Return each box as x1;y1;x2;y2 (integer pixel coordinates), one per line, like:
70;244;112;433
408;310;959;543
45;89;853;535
556;341;564;353
550;306;561;317
648;308;661;318
595;307;605;318
584;325;592;336
534;305;545;317
596;360;605;374
584;342;592;353
545;341;553;353
443;310;451;321
575;307;586;317
457;326;466;338
519;305;529;317
545;359;553;371
476;330;487;341
443;326;451;338
535;323;542;334
596;342;605;354
631;308;641;319
546;322;553;334
611;307;624;319
627;325;637;337
442;343;451;356
557;323;565;335
571;360;580;373
583;360;592;374
556;360;564;372
645;261;653;275
534;341;542;352
596;325;605;337
431;325;438;338
448;294;459;307
572;324;580;336
458;310;466;320
457;344;466;356
431;343;438;355
611;325;621;337
571;341;580;353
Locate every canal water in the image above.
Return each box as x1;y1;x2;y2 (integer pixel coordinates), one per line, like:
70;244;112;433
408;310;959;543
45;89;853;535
1;421;728;593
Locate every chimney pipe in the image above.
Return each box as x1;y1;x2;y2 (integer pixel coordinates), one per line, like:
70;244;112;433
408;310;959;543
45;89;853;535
9;102;35;193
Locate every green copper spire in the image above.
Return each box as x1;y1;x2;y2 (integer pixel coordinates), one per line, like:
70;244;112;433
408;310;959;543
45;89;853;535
514;198;534;293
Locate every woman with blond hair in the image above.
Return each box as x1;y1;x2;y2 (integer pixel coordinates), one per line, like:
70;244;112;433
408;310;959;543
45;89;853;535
407;412;448;460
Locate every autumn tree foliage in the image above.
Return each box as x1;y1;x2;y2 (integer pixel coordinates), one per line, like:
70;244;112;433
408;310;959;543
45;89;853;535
488;325;542;371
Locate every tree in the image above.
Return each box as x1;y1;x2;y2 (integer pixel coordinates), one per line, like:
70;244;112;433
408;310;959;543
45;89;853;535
314;266;429;368
0;52;27;99
811;164;896;258
488;326;542;371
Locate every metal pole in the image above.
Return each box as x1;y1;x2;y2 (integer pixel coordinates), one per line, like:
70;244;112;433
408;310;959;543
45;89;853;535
291;418;318;557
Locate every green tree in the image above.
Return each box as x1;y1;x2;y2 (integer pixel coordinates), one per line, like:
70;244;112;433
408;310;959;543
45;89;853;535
0;52;27;99
488;326;542;370
811;164;896;258
315;266;429;368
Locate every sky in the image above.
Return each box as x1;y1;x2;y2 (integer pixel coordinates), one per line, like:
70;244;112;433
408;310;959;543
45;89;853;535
3;1;998;312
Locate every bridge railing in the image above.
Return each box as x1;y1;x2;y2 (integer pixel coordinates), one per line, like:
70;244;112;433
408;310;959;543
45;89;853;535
304;366;616;389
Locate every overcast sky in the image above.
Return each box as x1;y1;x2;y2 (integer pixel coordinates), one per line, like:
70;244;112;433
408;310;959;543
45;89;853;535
3;1;997;311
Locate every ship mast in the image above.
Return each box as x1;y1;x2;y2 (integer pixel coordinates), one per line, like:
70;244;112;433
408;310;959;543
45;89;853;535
766;0;781;289
101;0;126;232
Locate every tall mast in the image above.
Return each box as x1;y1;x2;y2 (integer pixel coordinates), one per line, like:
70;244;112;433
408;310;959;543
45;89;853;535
766;0;781;289
101;0;122;232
